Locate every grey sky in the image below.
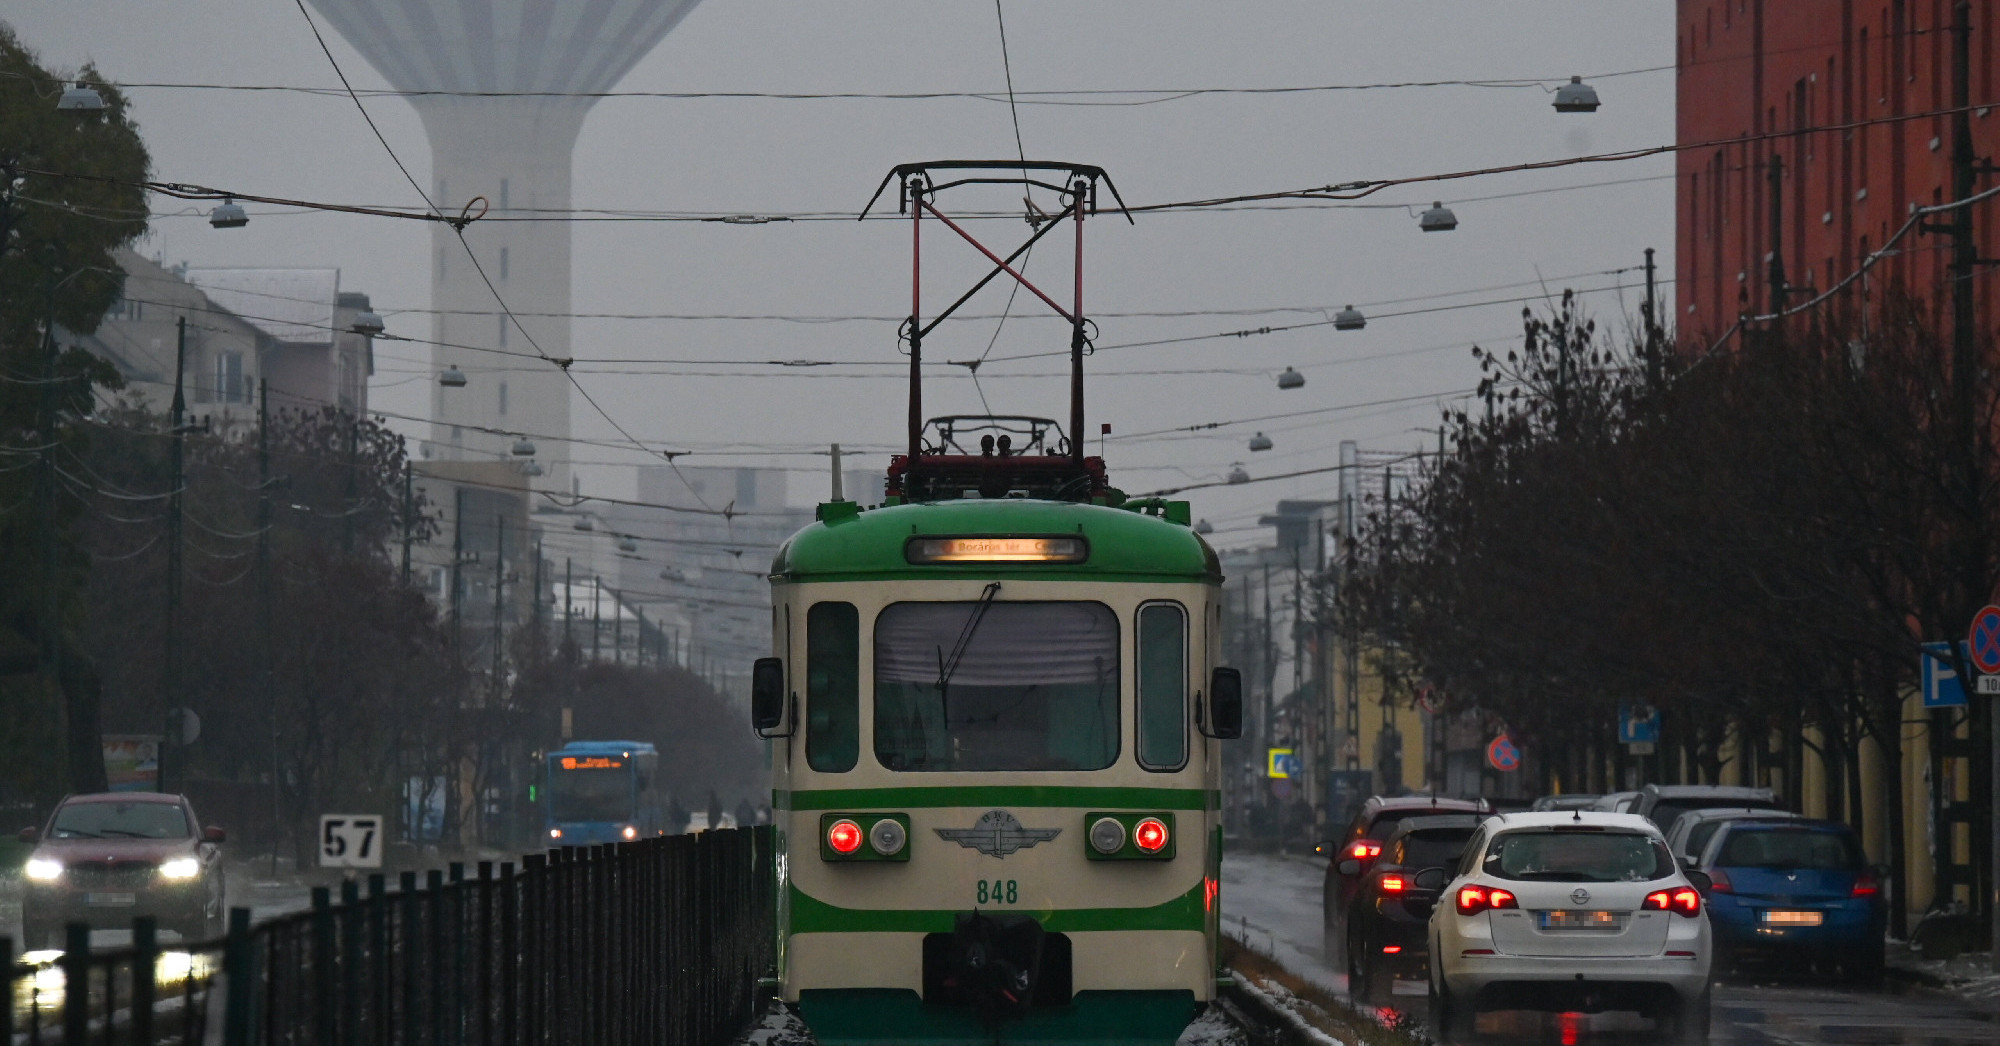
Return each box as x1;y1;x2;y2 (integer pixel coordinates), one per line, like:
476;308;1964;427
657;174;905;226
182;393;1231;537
13;1;1675;543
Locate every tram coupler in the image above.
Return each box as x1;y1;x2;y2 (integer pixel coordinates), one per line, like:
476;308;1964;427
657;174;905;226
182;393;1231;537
934;911;1047;1021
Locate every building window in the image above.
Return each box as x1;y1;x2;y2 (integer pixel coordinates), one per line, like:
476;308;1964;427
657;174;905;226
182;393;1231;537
214;351;244;404
499;246;508;281
498;381;508;416
497;315;508;348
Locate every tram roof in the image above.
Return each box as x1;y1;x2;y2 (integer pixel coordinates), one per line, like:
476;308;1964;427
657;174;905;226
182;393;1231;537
770;499;1220;584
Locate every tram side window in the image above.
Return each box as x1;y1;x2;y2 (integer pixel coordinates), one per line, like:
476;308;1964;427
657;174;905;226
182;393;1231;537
806;602;860;772
874;601;1119;772
1136;603;1187;770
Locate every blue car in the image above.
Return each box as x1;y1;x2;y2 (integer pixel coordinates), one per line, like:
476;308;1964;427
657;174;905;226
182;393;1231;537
1696;819;1884;981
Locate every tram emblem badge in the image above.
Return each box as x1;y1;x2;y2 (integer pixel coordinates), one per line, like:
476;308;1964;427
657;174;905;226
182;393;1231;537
935;810;1062;858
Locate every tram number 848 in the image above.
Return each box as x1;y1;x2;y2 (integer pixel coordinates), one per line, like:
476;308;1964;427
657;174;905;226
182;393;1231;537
976;879;1019;905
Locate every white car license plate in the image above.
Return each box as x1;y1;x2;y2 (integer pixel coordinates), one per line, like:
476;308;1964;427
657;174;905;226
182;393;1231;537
1760;910;1823;926
1539;909;1620;929
85;892;137;907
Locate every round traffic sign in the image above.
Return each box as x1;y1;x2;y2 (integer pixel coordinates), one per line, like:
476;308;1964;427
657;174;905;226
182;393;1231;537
1487;733;1521;773
1970;605;2000;675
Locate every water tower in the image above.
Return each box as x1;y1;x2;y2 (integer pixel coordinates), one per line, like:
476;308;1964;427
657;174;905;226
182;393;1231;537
306;1;703;487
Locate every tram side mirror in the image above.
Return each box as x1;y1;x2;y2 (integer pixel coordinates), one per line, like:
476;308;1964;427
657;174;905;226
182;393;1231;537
751;658;786;734
1205;667;1244;739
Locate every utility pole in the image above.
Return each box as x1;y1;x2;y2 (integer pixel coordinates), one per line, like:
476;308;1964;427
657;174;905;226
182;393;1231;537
613;587;624;665
563;558;573;648
1642;247;1662;390
257;379;279;872
491;514;506;703
1944;0;2000;972
450;487;465;655
37;248;64;779
591;577;602;662
532;539;543;638
1767;155;1788;321
341;418;358;554
161;316;188;792
400;462;414;586
1339;441;1361;772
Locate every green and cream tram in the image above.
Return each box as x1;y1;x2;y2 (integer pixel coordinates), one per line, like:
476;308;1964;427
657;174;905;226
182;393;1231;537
751;467;1243;1045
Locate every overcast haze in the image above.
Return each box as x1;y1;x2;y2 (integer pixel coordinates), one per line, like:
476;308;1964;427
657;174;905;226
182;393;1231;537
11;1;1677;542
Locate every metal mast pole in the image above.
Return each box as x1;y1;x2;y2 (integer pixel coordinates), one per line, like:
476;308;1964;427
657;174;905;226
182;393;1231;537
1767;155;1787;321
1070;177;1087;465
400;462;414;586
162;316;188;792
258;379;279;872
564;558;573;648
1643;247;1662;390
492;514;506;702
907;177;924;463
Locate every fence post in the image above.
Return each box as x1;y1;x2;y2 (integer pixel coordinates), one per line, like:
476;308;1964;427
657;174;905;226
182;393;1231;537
400;871;420;1046
426;869;445;1046
223;907;255;1046
448;862;465;1046
312;887;336;1046
132;915;159;1044
368;873;389;1046
477;861;494;1046
60;923;89;1046
521;855;543;1046
341;878;362;1046
0;933;11;1046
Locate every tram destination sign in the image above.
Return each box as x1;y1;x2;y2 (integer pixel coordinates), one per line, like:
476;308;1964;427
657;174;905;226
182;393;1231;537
906;535;1088;564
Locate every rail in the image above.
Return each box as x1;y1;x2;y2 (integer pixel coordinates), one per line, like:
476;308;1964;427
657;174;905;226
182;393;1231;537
6;826;775;1046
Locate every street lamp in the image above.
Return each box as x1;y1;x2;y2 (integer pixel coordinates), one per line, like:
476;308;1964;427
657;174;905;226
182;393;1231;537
1227;464;1251;484
511;437;536;457
209;197;248;229
1552;76;1601;113
1277;367;1305;390
350;309;385;336
57;81;105;111
1248;432;1273;452
1333;305;1367;331
522;460;544;477
617;536;638;554
1193;519;1215;535
438;365;468;388
1418;202;1458;232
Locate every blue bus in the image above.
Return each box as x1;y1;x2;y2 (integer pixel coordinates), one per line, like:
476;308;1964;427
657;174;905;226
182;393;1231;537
544;741;669;845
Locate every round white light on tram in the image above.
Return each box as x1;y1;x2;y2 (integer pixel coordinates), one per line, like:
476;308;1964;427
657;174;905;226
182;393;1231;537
1089;817;1127;855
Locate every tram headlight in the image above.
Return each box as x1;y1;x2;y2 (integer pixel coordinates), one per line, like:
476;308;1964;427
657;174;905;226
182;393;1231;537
1088;817;1127;855
826;818;864;855
869;818;907;856
1133;817;1170;853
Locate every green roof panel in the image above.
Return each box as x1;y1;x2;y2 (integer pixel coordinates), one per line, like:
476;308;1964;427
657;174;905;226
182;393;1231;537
771;500;1221;583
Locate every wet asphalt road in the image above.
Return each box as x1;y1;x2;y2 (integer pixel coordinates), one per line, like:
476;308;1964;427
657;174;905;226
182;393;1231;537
1221;851;2000;1046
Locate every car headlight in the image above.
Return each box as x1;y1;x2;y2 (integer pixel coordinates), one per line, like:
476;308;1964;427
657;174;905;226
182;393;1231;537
158;857;201;880
24;858;62;882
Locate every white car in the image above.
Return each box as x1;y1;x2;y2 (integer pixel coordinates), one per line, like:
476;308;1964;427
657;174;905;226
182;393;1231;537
1428;811;1712;1043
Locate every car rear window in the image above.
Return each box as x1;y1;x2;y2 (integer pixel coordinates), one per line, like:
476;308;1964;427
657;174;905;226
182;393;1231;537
51;802;191;840
1716;827;1862;870
1650;798;1781;832
1398;828;1475;869
1483;830;1672;882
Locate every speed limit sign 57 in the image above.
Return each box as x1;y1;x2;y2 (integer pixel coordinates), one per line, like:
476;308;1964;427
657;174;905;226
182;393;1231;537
319;814;384;869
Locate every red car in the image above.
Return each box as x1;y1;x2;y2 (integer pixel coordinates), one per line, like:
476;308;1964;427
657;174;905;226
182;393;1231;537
19;793;226;948
1321;795;1488;964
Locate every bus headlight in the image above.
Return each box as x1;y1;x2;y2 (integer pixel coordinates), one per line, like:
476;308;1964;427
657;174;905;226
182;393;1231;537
25;858;62;882
549;828;563;839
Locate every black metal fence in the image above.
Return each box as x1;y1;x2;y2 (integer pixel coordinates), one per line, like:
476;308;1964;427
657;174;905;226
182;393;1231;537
6;826;776;1046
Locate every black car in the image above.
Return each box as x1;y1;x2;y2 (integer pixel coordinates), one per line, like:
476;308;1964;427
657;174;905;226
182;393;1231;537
1321;795;1487;963
1343;815;1481;1005
20;792;226;948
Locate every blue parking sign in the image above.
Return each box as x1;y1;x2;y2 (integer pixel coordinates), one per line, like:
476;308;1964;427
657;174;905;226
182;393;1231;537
1922;642;1968;708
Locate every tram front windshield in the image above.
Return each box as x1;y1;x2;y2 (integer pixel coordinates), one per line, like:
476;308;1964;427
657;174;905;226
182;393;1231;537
874;601;1119;772
548;763;633;822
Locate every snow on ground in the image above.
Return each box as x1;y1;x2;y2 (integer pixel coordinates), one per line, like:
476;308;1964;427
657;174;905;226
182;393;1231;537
1219;849;1347;997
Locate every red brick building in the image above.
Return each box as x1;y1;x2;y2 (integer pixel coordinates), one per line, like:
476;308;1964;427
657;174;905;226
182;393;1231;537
1676;0;2000;338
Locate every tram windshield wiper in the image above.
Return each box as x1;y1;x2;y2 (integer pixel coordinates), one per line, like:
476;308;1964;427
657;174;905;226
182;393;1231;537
935;582;1002;722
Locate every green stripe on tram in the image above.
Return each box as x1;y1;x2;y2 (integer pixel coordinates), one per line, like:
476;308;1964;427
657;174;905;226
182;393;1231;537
787;880;1208;935
773;785;1218;811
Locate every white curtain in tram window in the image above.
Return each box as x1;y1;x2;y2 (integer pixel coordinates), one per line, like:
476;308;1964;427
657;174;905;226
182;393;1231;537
874;602;1117;687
